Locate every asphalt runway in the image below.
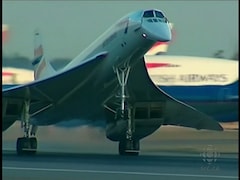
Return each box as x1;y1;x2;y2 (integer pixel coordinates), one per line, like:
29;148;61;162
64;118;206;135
2;123;239;180
2;150;238;180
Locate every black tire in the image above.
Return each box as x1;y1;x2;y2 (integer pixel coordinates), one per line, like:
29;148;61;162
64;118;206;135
119;141;126;155
16;137;37;155
30;137;37;150
118;140;140;156
16;137;29;155
29;137;37;154
16;137;24;155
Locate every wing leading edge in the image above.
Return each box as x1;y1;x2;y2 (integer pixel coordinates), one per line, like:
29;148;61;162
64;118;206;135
127;57;223;131
2;51;108;131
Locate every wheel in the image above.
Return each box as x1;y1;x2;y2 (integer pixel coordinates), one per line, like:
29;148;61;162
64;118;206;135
16;137;23;155
118;140;140;156
29;137;37;154
30;137;37;150
16;137;37;155
16;137;29;155
119;141;126;155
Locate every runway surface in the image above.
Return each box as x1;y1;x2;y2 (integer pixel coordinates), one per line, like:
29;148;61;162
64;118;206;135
3;150;238;180
2;123;239;180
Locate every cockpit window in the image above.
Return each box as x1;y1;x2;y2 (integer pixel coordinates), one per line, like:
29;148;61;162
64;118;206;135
143;10;168;23
155;11;164;18
143;10;154;18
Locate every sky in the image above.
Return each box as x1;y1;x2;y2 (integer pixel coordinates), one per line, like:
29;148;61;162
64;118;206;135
2;1;239;60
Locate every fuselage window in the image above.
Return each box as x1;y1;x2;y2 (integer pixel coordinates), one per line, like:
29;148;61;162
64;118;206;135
153;19;158;22
143;10;154;18
155;11;164;18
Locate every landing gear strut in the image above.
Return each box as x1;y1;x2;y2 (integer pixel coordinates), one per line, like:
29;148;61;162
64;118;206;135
115;66;139;156
16;100;38;155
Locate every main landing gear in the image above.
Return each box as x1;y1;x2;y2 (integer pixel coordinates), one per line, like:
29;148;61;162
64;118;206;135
115;65;139;156
16;100;38;155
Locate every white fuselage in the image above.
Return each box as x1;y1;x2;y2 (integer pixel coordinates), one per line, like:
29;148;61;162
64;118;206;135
31;9;172;125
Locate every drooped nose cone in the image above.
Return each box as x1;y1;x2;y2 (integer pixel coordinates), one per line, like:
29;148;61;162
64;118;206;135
141;20;172;42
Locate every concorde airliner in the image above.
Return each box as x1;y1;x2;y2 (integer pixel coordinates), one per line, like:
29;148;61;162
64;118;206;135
2;9;223;156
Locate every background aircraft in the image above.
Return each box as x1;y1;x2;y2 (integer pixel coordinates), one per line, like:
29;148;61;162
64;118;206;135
145;55;238;123
145;22;238;124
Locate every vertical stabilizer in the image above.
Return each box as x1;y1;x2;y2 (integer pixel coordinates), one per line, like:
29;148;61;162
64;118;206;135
32;30;55;80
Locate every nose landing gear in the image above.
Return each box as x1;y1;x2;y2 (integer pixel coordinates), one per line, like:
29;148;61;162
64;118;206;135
115;65;140;156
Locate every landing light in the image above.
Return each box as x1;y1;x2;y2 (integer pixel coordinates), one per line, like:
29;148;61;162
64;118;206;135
142;33;147;38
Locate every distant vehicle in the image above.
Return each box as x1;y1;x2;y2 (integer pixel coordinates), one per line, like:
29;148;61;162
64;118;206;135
2;9;222;156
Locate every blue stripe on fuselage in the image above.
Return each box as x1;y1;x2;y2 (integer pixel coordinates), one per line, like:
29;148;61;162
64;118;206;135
159;81;238;101
158;81;238;122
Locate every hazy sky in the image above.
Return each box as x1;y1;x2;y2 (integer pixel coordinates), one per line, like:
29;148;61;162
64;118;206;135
2;1;238;60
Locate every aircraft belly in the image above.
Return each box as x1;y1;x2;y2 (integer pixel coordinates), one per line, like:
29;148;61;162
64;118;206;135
32;88;103;125
32;70;114;126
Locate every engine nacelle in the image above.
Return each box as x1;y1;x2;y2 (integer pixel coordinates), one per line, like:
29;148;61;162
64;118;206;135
105;102;165;141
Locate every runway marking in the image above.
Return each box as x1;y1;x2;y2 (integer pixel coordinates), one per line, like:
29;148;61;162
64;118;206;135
3;167;238;179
